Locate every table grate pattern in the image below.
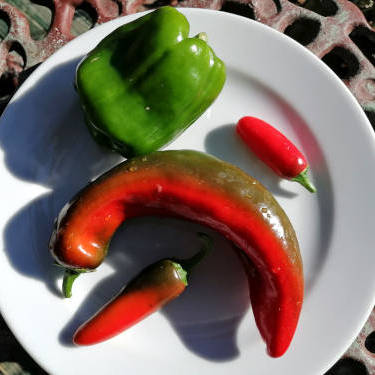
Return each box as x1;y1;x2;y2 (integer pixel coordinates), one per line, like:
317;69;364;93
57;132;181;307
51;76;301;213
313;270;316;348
0;0;374;374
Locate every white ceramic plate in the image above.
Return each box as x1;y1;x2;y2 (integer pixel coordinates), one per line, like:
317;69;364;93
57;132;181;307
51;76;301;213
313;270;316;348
0;8;375;375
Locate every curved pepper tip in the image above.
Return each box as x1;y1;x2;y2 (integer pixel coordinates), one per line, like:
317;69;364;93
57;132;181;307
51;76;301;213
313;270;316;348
267;342;289;358
264;323;296;358
73;329;94;346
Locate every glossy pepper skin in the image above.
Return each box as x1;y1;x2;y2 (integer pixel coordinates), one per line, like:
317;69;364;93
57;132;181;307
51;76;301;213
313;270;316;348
50;150;303;357
237;116;316;192
73;233;212;346
75;7;226;157
74;259;186;346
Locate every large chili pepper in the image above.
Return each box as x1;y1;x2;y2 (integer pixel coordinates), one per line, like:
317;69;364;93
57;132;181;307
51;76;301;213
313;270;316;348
49;150;303;357
75;6;226;157
236;116;316;192
73;233;212;346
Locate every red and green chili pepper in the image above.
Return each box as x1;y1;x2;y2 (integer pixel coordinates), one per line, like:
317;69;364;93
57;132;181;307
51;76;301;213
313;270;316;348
73;233;212;346
50;150;303;357
236;116;316;192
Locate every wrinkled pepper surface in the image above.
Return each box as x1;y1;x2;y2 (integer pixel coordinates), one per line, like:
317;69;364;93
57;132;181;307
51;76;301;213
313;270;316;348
73;233;212;346
50;150;304;357
76;7;226;157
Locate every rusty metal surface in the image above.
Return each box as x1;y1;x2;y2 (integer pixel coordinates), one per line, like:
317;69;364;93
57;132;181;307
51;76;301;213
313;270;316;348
252;0;375;122
0;314;48;375
0;0;122;105
0;0;375;118
343;307;375;374
0;0;375;374
326;307;375;375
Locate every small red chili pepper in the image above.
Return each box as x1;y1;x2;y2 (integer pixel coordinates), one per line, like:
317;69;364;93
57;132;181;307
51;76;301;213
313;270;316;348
73;233;212;346
236;116;316;193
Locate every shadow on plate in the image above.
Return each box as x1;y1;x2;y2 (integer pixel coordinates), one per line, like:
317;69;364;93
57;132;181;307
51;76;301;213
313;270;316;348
0;58;252;361
58;217;252;362
203;80;335;293
0;58;123;297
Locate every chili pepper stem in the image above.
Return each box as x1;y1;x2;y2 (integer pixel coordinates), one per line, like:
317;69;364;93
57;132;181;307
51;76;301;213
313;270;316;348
170;262;188;286
292;167;316;193
62;270;81;298
176;232;213;277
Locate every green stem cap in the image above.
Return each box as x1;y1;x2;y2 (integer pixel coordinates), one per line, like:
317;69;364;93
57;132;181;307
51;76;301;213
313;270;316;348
62;270;81;298
178;232;213;276
292;166;316;193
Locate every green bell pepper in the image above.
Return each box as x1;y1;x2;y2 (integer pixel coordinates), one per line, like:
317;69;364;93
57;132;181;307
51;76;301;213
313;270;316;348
76;6;226;157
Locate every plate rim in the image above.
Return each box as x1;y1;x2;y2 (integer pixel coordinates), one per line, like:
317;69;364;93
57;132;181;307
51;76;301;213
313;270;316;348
0;7;374;375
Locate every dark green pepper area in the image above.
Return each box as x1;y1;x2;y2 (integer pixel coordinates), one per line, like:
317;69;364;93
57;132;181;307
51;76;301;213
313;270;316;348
76;6;226;157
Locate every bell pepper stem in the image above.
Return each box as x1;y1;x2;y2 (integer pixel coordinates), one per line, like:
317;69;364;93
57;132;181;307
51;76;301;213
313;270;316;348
178;232;213;274
292;167;316;193
194;32;208;42
62;270;81;298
